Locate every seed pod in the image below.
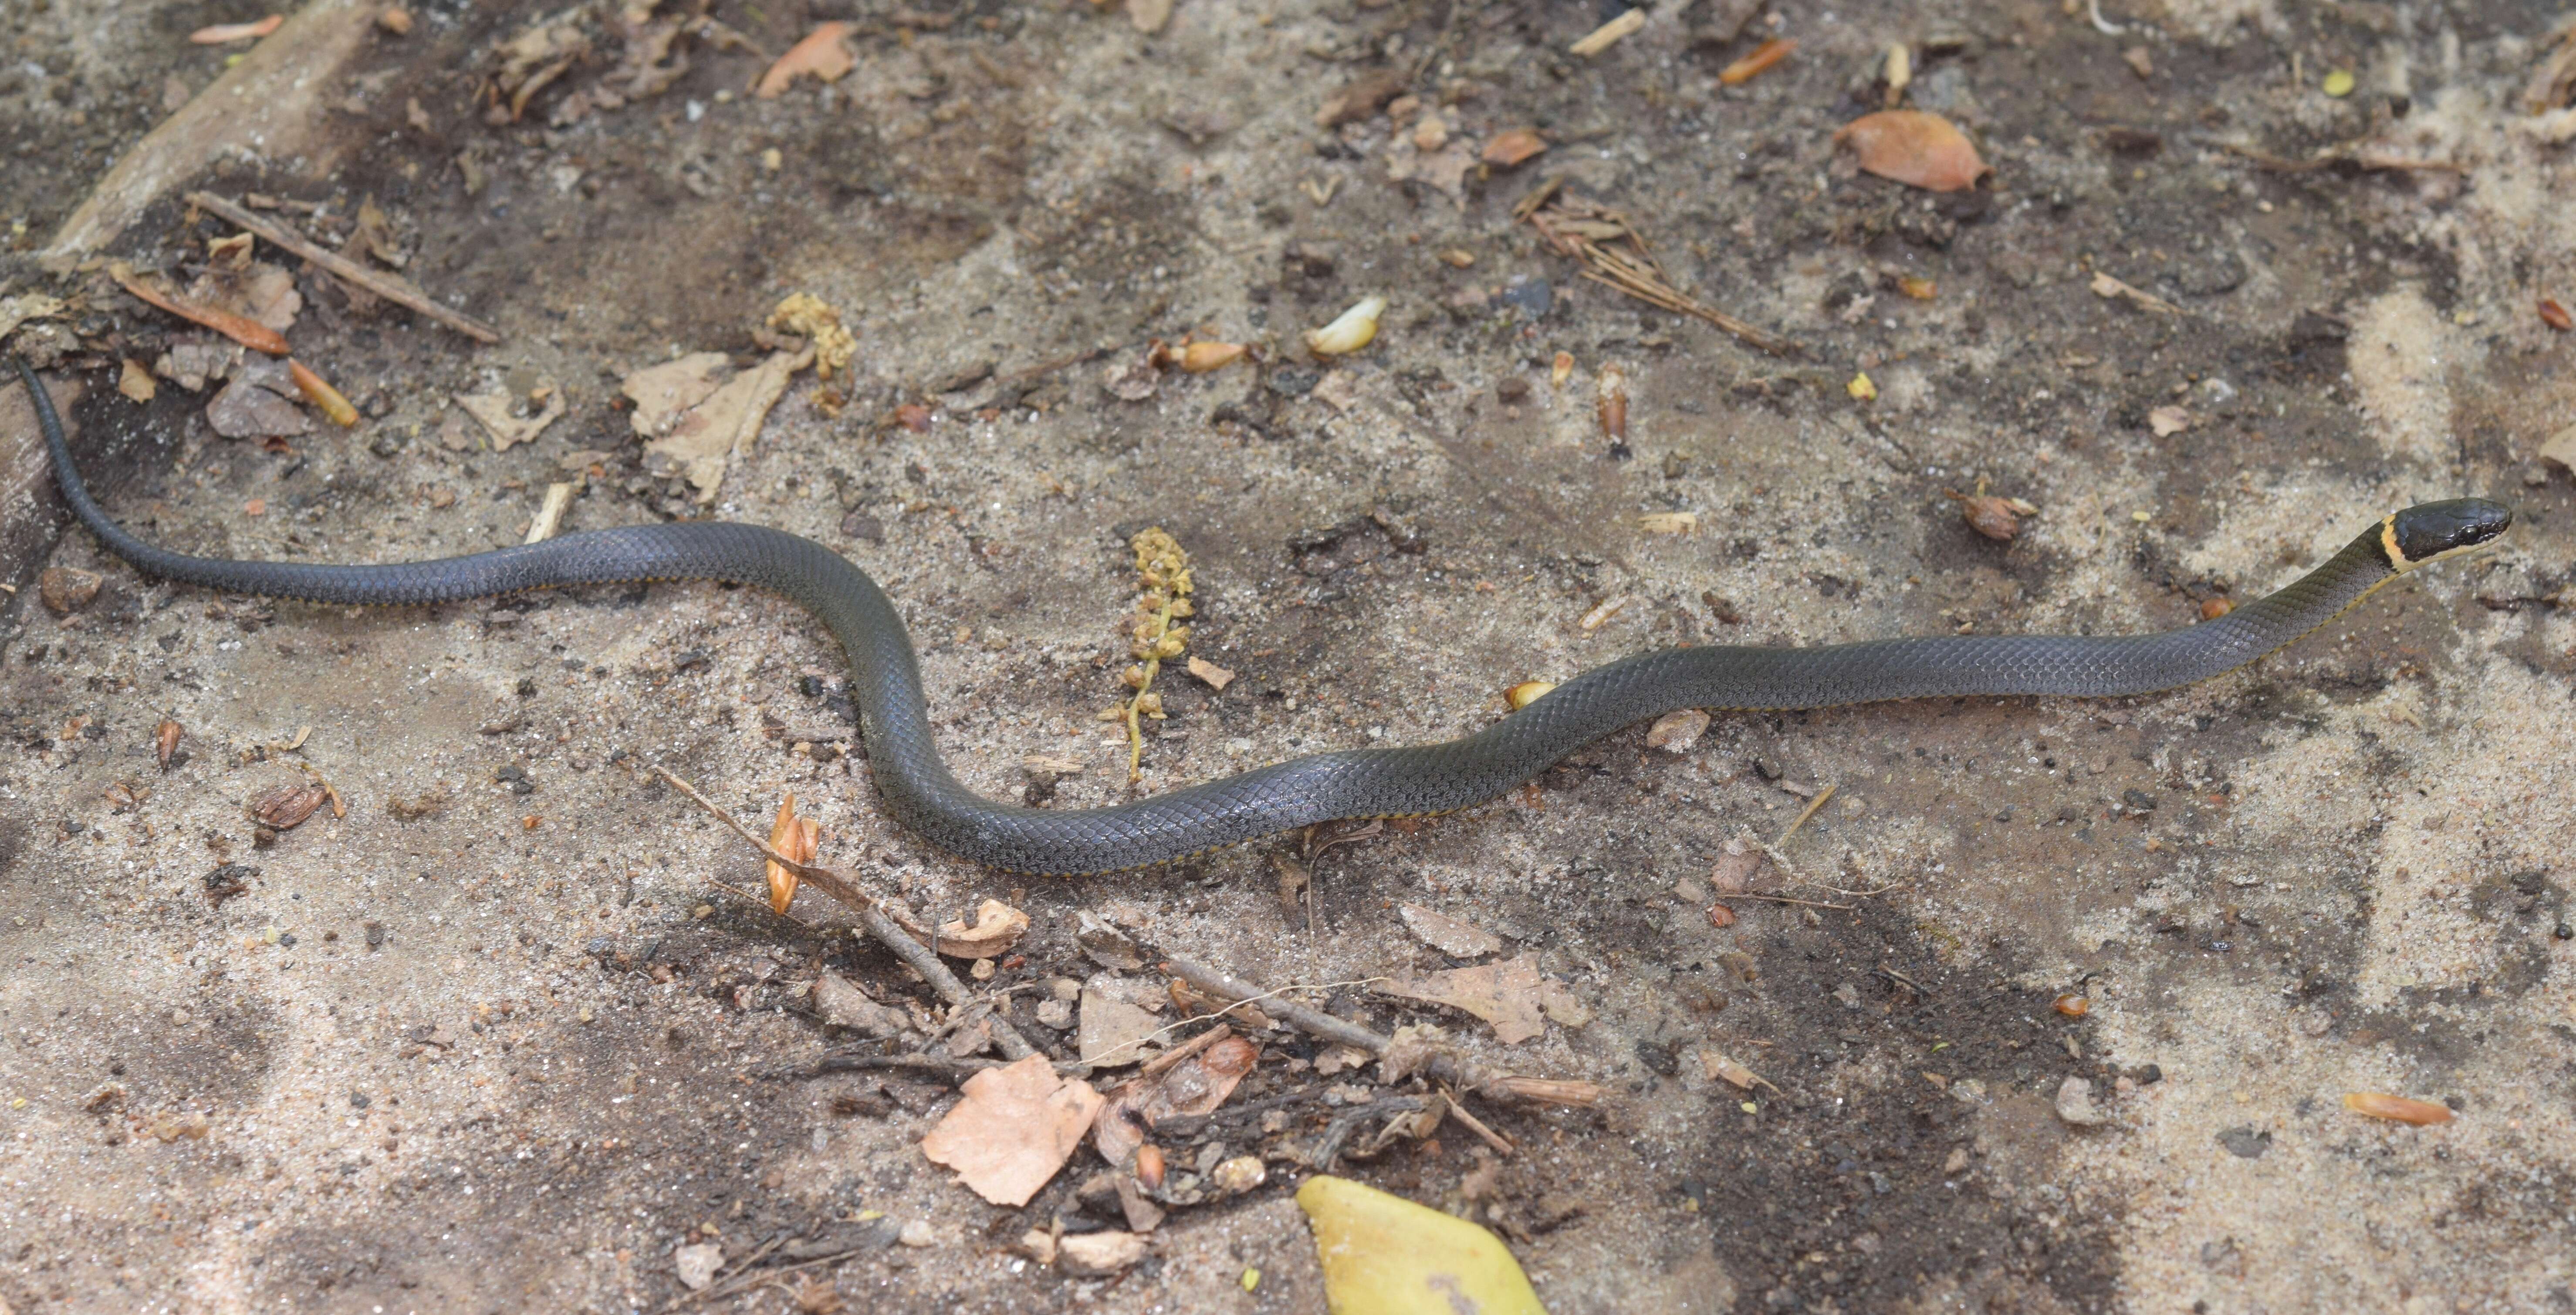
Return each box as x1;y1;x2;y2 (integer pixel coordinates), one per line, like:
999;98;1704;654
1947;489;2023;541
1135;1144;1166;1189
1595;364;1628;442
1122;664;1150;689
1133;692;1165;719
2343;1092;2453;1125
1305;296;1387;357
2199;597;2234;620
1504;680;1557;711
2052;994;2089;1018
155;719;184;770
1179;341;1247;373
250;783;328;830
1550;351;1574;388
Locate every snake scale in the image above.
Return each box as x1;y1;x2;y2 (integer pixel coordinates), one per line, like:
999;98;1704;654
13;358;2510;874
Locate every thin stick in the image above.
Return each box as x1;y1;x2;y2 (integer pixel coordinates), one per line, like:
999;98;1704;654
1726;891;1856;911
1161;955;1391;1055
1778;781;1837;847
186;190;503;344
1440;1092;1519;1155
653;765;1038;1061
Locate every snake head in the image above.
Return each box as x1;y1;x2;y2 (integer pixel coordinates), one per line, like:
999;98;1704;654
2383;499;2512;571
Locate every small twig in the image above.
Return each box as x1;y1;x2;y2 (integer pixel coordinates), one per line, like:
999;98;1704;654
1725;891;1856;911
2217;140;2466;175
659;1240;881;1313
1778;781;1837;847
1440;1090;1519;1155
186;190;503;344
654;764;1037;1062
808;1052;1001;1080
1874;967;1929;995
1160;955;1390;1055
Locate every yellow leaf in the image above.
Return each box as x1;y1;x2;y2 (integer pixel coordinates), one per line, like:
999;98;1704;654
1295;1176;1547;1315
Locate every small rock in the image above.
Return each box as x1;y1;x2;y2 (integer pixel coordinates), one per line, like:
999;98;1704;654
1056;1230;1146;1275
38;567;102;614
1209;1154;1267;1194
896;1220;937;1248
2055;1076;2107;1126
1672;877;1711;904
673;1242;722;1291
1646;708;1711;752
1832;982;1861;1010
2214;1126;2272;1159
1034;998;1074;1029
2538;422;2576;473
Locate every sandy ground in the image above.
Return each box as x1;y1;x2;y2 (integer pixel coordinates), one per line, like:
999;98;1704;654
3;0;2575;1312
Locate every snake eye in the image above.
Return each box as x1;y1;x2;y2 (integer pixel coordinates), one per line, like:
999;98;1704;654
2388;499;2512;568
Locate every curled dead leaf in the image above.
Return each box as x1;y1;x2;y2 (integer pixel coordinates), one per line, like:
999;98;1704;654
250;783;328;830
1833;110;1989;192
755;22;854;98
155;719;184;770
764;793;820;914
1481;128;1548;167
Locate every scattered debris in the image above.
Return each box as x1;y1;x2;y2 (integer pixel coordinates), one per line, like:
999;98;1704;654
1947;486;2036;542
1646;708;1710;751
38;567;101;614
207;356;311;438
2053;994;2090;1018
1094;1028;1260;1167
1503;680;1556;711
1397;903;1504;958
1379;954;1549;1044
1108;528;1195;782
1178;341;1247;373
155;719;185;770
0;292;68;343
918;1054;1105;1207
2542;298;2573;333
754;23;854;99
767;293;857;383
250;782;328;830
1305;296;1386;357
932;900;1029;959
643;347;811;501
2054;1076;2108;1126
2147;405;2194;437
673;1242;723;1291
1296;1176;1546;1315
189;14;283;44
1568;7;1644;57
1078;988;1163;1067
1718;38;1795;85
1517;182;1796;355
1185;656;1235;691
108;260;287;354
1636;512;1697;535
811;970;907;1037
455;384;565;452
764;794;820;915
117;358;156;402
1055;1230;1146;1276
1314;69;1407;128
2343;1092;2454;1126
1833;110;1989;192
287;360;357;426
2089;271;2184;315
186;193;501;344
1700;1049;1780;1095
1481;128;1548;168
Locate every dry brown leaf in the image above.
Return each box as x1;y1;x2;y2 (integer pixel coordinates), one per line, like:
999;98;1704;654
1078;989;1164;1067
207;357;311;438
1481;128;1548;167
919;1054;1104;1206
117;358;157;403
933;899;1030;959
183;262;301;335
1397;903;1503;958
2344;1092;2454;1126
455;386;566;452
1832;110;1988;192
1378;953;1548;1044
764;793;820;914
1185;656;1235;690
622;352;732;437
644;347;811;501
755;22;855;99
155;719;184;770
250;783;328;830
2147;405;2193;437
1094;1033;1259;1167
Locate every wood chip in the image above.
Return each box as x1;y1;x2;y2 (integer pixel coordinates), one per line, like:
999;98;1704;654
2343;1092;2454;1126
1568;7;1645;57
1717;38;1795;85
1481;128;1548;167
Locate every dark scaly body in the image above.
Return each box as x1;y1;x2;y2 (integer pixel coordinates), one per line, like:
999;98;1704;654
11;360;2509;875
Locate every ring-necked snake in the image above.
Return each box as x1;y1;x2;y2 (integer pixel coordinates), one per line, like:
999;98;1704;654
14;358;2511;875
